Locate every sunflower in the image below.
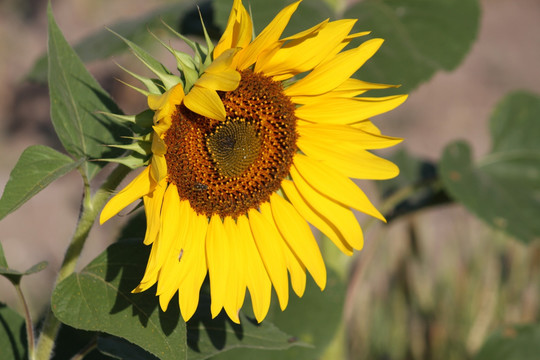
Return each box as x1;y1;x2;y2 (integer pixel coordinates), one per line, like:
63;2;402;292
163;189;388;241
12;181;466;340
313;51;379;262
100;0;407;323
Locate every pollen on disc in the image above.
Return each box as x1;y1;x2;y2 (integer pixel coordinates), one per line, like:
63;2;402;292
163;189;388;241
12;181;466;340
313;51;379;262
206;120;261;178
164;69;298;219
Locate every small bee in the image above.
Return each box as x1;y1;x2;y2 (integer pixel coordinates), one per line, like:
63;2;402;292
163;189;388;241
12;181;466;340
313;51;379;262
193;183;208;191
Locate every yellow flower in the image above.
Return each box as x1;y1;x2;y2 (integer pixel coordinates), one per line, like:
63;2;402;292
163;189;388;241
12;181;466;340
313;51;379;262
100;0;407;323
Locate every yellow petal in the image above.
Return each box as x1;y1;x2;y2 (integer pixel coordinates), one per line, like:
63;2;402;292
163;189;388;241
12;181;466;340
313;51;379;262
291;78;400;104
177;208;208;321
152;184;181;285
248;207;289;310
155;199;192;305
184;85;226;121
196;49;241;92
237;215;272;322
269;193;326;290
293;154;385;221
285;38;384;97
214;0;252;59
317;30;371;66
151;132;167;155
289;170;364;250
148;83;185;130
206;214;231;318
236;1;301;69
298;138;400;180
298;123;402;150
132;247;158;293
222;217;245;323
284;19;330;41
147;83;184;111
100;167;154;224
150;155;167;183
281;179;353;255
258;201;307;298
142;178;167;245
295;95;408;124
282;241;307;297
352;119;382;135
256;20;357;81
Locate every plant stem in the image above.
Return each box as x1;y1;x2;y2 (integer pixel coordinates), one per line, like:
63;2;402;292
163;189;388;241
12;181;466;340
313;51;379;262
14;284;35;360
34;164;131;360
70;336;98;360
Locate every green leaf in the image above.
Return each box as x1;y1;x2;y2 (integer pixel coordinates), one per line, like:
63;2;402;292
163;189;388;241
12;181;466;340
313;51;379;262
378;148;451;222
28;2;193;83
186;304;304;360
212;269;345;360
343;0;480;93
0;303;27;360
98;336;158;360
52;326;111;360
0;145;82;221
51;241;187;360
474;324;540;360
440;92;540;243
215;0;479;93
1;239;47;285
47;4;129;180
52;240;302;360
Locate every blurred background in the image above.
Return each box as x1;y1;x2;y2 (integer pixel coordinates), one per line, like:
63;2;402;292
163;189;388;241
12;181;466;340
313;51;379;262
1;0;540;359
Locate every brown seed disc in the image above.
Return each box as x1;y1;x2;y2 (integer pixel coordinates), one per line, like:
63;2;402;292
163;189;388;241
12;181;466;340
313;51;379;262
164;69;298;219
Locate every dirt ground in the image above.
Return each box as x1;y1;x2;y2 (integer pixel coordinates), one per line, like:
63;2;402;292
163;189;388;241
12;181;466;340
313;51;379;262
0;0;539;322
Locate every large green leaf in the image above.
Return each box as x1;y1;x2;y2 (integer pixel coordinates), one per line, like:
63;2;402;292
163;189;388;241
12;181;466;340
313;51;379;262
348;0;480;92
47;4;129;180
0;145;83;221
28;2;193;83
474;324;540;360
213;268;345;360
215;0;479;93
186;298;303;360
98;336;158;360
51;241;187;360
440;92;540;243
52;241;299;360
52;325;112;360
0;303;27;360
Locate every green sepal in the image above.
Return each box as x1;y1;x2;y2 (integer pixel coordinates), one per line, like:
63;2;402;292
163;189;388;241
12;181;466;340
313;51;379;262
160;20;207;63
108;28;181;90
116;63;162;95
197;9;215;67
108;141;151;156
116;78;151;97
98;154;149;169
100;109;154;132
178;62;200;93
99;112;138;124
147;30;199;92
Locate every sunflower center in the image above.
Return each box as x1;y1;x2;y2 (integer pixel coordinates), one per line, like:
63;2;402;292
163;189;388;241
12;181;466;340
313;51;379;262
164;69;297;218
206;120;261;178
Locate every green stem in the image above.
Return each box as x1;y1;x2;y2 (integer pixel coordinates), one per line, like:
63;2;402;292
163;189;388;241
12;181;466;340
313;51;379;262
362;178;443;232
34;164;131;360
70;336;98;360
14;284;35;360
